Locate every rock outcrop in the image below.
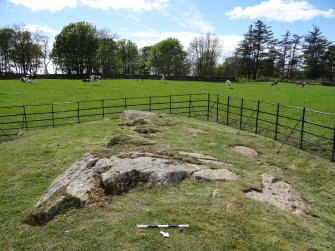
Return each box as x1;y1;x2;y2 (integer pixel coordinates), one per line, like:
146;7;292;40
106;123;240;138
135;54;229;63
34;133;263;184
246;173;307;214
24;151;239;225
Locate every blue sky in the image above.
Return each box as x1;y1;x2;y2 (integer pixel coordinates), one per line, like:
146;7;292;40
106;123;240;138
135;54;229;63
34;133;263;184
1;0;334;56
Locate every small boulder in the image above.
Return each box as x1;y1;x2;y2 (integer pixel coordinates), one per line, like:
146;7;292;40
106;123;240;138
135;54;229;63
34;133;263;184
120;110;155;120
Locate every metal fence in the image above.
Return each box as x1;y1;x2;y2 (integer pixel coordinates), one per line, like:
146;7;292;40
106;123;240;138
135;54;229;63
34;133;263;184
1;93;334;162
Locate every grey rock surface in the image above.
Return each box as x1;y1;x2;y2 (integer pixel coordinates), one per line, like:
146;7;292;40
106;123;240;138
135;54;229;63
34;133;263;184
120;110;155;120
24;151;239;225
246;173;307;214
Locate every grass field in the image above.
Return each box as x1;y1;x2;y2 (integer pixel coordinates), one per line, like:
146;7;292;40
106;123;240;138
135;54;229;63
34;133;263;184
0;113;334;250
1;78;334;160
0;78;334;114
0;78;335;250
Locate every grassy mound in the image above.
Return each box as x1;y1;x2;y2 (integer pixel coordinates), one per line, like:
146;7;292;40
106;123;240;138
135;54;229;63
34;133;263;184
0;113;334;250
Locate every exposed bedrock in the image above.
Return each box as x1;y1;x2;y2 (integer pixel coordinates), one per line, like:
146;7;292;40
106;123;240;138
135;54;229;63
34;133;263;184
24;151;239;225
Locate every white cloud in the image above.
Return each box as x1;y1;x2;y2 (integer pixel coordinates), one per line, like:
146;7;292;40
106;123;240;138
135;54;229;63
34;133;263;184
8;0;168;12
131;30;242;56
8;0;77;12
80;0;169;11
175;6;215;33
24;24;59;36
225;0;335;22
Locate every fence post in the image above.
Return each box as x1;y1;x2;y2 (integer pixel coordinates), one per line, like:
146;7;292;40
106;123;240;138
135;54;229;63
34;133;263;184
51;104;55;128
300;107;305;149
216;94;219;123
275;104;280;140
207;93;210;121
102;99;105;118
239;98;244;130
169;95;172;114
189;94;191;118
255;100;260;134
22;105;28;130
77;101;80;124
226;96;230;125
332;125;335;162
124;97;127;110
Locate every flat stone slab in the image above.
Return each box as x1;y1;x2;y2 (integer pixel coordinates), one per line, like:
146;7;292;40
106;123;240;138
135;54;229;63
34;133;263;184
24;150;239;225
120;110;155;120
231;145;258;157
194;168;240;181
246;173;307;214
179;151;229;166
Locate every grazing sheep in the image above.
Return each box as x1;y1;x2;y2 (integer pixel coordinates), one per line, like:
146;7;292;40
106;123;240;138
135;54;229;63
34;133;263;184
226;80;232;88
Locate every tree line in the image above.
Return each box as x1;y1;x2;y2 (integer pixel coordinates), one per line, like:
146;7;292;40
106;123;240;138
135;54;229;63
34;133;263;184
0;20;334;81
218;20;335;81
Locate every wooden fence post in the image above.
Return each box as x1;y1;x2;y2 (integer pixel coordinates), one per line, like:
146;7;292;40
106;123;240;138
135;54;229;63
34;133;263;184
300;108;306;149
124;97;127;110
255;100;260;134
275;104;280;140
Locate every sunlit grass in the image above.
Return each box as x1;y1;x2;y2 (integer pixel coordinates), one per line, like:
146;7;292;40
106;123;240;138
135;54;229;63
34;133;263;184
0;114;334;250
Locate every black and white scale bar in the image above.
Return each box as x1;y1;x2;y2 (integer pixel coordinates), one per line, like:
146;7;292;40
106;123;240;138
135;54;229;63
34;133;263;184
137;224;189;229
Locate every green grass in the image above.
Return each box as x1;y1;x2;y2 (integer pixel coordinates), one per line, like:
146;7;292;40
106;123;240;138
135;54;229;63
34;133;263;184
0;114;334;250
0;78;334;113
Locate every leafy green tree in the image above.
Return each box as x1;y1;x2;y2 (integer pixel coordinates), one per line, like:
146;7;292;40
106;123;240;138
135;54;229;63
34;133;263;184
10;25;43;74
150;37;189;76
137;46;152;75
323;44;335;81
117;39;139;75
188;33;222;78
235;20;275;80
97;30;119;75
303;25;330;79
51;21;99;74
251;20;274;80
235;25;254;80
286;34;302;80
0;27;15;75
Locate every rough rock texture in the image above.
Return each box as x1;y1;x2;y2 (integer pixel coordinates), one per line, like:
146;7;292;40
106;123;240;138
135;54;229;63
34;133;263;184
179;151;230;166
24;151;239;225
120;110;155;120
120;118;151;126
246;173;307;214
23;153;99;225
231;145;258;157
194;169;240;181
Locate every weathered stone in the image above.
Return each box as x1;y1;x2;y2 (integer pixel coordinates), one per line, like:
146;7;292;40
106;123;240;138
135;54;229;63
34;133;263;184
246;173;307;214
194;168;240;181
23;153;98;225
25;151;239;225
231;145;258;157
120;110;155;120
